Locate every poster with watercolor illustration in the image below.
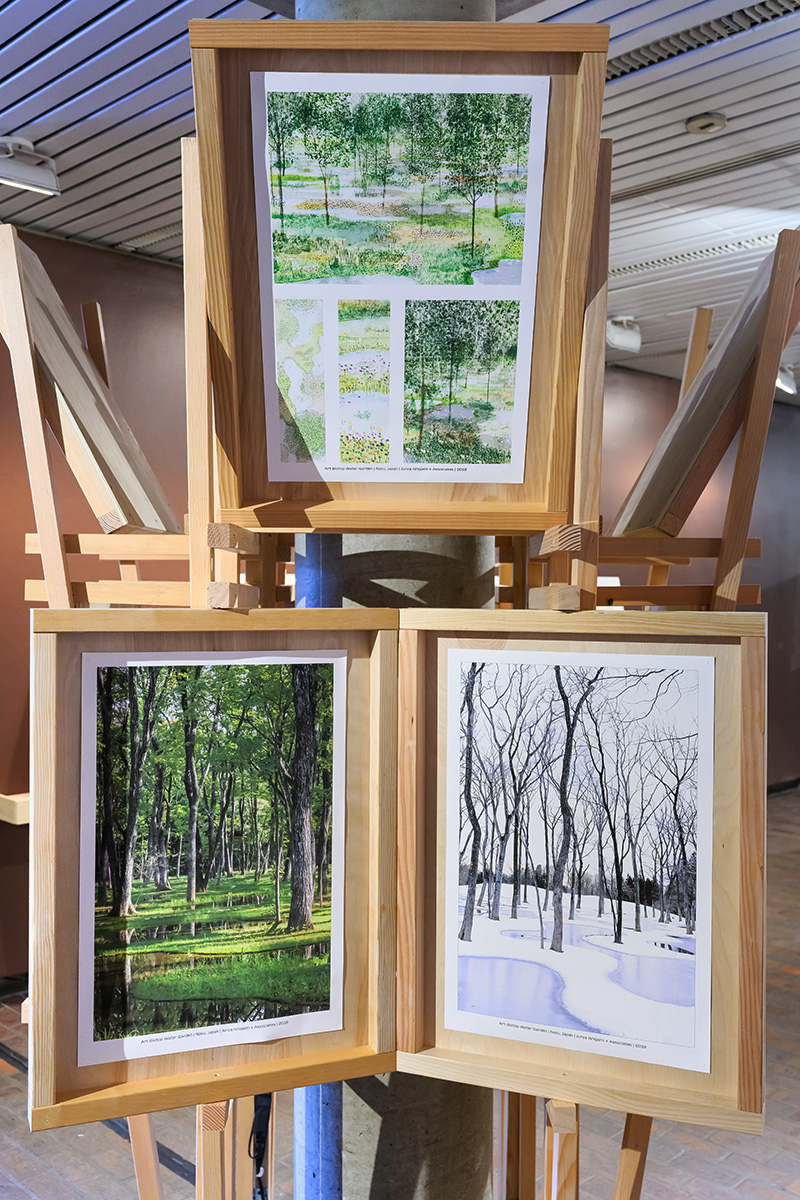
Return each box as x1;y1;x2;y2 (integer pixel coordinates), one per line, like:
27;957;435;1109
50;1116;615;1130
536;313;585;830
78;651;346;1065
444;647;714;1073
251;73;549;483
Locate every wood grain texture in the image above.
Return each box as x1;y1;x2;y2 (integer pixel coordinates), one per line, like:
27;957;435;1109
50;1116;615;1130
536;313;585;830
519;1094;536;1200
30;633;59;1113
25;579;191;607
371;629;398;1055
80;302;111;388
197;1103;229;1200
679;307;712;401
737;636;766;1112
397;629;426;1054
29;620;396;1128
18;240;182;535
206;581;261;610
182;137;216;609
394;614;766;1132
527;584;581;610
612;228;800;538
33;608;398;633
0;792;30;825
0;226;72;607
188;21;610;52
599;537;760;561
712;229;800;610
544;1102;578;1200
232;1097;255;1200
219;504;567;534
190;28;606;528
612;1114;652;1200
128;1114;165;1200
208;522;262;555
397;610;765;637
26;533;190;560
32;1048;397;1130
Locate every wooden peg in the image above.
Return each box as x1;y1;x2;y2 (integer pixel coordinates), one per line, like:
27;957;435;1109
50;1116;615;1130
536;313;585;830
207;581;260;611
612;1114;652;1200
544;1100;578;1200
129;1113;165;1200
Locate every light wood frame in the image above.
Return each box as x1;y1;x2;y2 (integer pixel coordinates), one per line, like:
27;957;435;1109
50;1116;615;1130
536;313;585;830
188;21;608;536
29;608;398;1130
396;609;766;1132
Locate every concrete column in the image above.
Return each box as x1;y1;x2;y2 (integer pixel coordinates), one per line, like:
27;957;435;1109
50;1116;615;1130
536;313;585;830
293;0;496;1195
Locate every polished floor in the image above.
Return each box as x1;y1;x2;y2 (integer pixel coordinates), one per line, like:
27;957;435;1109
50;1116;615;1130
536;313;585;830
0;793;798;1199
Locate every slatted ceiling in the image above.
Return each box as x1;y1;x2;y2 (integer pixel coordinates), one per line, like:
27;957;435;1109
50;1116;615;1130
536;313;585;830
0;0;67;43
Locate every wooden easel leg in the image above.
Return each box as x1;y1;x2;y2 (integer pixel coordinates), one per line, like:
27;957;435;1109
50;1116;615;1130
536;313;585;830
128;1113;164;1200
231;1096;255;1200
543;1100;578;1200
511;538;528;609
197;1100;233;1200
612;1114;652;1200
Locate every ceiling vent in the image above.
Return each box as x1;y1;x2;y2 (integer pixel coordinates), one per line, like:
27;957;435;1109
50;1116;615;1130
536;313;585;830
115;222;183;252
606;0;800;80
609;232;780;279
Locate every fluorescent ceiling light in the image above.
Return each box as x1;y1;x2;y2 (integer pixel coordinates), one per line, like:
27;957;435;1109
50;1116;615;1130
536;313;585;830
0;137;60;196
606;316;642;353
776;364;797;395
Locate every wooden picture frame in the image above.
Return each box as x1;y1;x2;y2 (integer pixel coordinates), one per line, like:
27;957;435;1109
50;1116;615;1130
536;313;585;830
396;610;766;1132
29;608;397;1130
189;21;608;535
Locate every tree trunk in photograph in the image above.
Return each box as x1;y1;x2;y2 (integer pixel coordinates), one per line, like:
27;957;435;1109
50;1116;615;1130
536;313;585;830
292;3;496;1195
287;664;318;932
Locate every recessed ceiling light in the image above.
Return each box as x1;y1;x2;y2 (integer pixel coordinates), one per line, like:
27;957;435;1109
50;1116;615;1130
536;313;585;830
684;112;727;135
0;136;60;196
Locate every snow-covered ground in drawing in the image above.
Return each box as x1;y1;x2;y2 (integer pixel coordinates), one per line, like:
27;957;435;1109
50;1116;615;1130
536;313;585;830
449;884;710;1070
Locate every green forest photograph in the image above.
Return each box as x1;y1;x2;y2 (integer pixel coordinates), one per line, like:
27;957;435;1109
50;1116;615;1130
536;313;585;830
264;87;536;286
404;299;519;465
88;657;341;1051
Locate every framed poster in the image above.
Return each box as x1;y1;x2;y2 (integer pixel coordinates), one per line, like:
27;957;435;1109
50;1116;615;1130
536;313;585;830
396;610;766;1132
189;21;608;533
29;609;397;1129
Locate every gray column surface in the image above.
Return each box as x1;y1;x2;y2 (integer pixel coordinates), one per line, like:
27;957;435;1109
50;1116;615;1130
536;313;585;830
293;0;497;1195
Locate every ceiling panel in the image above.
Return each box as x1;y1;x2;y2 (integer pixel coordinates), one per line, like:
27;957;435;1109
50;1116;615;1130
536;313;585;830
1;0;799;385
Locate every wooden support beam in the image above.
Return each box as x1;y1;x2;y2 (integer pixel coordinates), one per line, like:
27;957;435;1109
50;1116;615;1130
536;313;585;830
25;579;191;607
679;307;713;400
26;532;190;559
599;536;760;560
208;522;262;556
128;1113;165;1200
197;1101;232;1200
231;1097;255;1200
183;137;216;609
0;792;30;825
544;1101;579;1200
613;1114;652;1200
528;585;581;611
529;525;585;558
80;301;111;388
511;537;528;609
713;228;800;610
598;584;760;607
0;226;72;607
206;581;260;611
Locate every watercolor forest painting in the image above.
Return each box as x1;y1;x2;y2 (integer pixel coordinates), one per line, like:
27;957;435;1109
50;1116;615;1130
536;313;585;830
266;89;534;286
339;300;390;462
80;655;344;1062
447;650;714;1071
404;299;518;465
275;298;325;463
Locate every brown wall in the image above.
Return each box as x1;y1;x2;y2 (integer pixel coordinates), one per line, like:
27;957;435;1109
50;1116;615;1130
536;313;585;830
0;232;187;975
602;365;800;786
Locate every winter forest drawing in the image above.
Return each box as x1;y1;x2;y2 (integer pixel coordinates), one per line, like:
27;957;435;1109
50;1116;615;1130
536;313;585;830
448;650;713;1070
254;74;547;482
85;657;342;1056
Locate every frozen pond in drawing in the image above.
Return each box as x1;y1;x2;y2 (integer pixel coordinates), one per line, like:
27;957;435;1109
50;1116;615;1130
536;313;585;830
458;955;602;1032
